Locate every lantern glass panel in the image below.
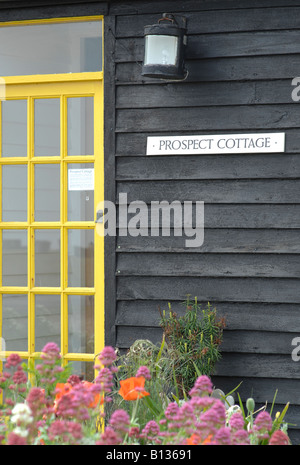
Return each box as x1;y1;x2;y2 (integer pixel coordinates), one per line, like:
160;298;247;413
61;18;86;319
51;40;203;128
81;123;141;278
144;35;178;66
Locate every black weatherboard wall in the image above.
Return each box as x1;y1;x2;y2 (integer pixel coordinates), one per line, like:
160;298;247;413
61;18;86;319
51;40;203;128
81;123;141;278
110;0;300;443
0;0;300;443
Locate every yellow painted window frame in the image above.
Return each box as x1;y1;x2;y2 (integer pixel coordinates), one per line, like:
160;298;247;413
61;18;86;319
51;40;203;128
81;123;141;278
0;16;105;379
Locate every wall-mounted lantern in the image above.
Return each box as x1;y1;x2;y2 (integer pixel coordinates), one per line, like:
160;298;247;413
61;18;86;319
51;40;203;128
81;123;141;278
142;13;187;80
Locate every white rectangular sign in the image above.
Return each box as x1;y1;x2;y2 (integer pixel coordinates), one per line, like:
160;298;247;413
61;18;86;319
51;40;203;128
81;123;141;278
68;168;94;191
146;133;285;155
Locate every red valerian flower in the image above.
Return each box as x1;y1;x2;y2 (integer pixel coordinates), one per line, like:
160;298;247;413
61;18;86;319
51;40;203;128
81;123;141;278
118;376;150;401
269;430;290;445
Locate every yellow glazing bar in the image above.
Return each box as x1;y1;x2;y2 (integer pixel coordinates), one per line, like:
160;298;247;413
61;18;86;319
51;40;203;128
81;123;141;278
30;222;63;229
0;227;2;289
0;287;28;294
29;288;62;294
3;80;100;99
0;99;2;159
0;113;2;288
95;15;105;360
61;94;67;362
63;288;95;295
94;79;105;358
28;96;35;364
28;292;35;360
0;258;1;349
0;101;3;239
0;158;30;165
61;227;68;362
0;91;1;292
64;353;95;362
3;73;103;87
1;351;29;358
0;16;103;28
61;293;68;365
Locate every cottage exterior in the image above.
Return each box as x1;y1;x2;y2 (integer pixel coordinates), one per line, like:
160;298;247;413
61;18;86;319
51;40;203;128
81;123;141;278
0;0;300;443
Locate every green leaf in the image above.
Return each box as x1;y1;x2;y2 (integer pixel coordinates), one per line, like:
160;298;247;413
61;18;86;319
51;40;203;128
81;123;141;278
143;396;160;417
237;392;246;419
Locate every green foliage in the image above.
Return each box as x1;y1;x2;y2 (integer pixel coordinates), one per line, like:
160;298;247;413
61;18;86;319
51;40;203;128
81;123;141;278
159;296;226;395
107;339;174;429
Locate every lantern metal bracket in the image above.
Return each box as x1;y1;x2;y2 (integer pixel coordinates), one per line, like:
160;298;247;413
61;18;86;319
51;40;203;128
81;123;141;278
158;13;187;30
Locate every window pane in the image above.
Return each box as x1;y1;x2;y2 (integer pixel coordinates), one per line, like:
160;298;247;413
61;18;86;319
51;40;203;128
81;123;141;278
0;20;102;76
2;230;27;286
34;99;60;157
67;163;94;221
35;229;60;287
35;294;60;352
2;165;27;221
71;361;95;382
35;164;60;221
2;294;28;351
67;97;94;156
68;295;94;354
2;100;27;157
68;229;94;287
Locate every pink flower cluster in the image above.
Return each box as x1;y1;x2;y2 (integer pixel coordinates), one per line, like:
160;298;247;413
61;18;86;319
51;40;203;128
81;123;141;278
99;371;290;446
0;353;27;407
0;344;292;445
0;343;119;445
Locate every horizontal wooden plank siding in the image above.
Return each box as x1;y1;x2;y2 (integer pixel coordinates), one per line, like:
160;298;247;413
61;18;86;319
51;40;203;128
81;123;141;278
110;0;300;443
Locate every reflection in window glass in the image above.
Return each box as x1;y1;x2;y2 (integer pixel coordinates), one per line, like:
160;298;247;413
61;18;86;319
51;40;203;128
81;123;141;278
35;294;60;352
34;164;60;221
34;99;60;157
68;295;94;355
2;230;27;286
35;229;60;287
68;229;94;288
67;97;94;156
71;361;95;382
2;294;28;351
2;100;27;157
2;165;27;221
0;20;102;76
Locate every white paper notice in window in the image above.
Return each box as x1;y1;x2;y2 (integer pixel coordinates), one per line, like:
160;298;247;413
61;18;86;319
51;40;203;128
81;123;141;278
68;168;94;191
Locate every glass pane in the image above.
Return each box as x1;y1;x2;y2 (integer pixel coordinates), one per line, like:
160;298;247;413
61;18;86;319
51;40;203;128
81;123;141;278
35;294;60;352
0;20;102;76
35;164;60;221
2;294;27;351
35;229;60;287
71;361;95;382
68;229;94;287
67;97;94;156
68;295;94;354
67;163;94;221
2;230;27;286
2;165;27;221
145;35;178;65
1;100;27;157
34;99;60;157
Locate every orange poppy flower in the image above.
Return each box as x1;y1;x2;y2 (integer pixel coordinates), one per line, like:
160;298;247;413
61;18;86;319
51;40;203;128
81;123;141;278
186;433;213;445
55;382;72;401
55;381;102;410
118;376;150;401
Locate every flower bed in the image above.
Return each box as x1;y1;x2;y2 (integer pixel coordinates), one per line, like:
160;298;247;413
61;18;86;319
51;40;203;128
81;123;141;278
0;342;290;445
